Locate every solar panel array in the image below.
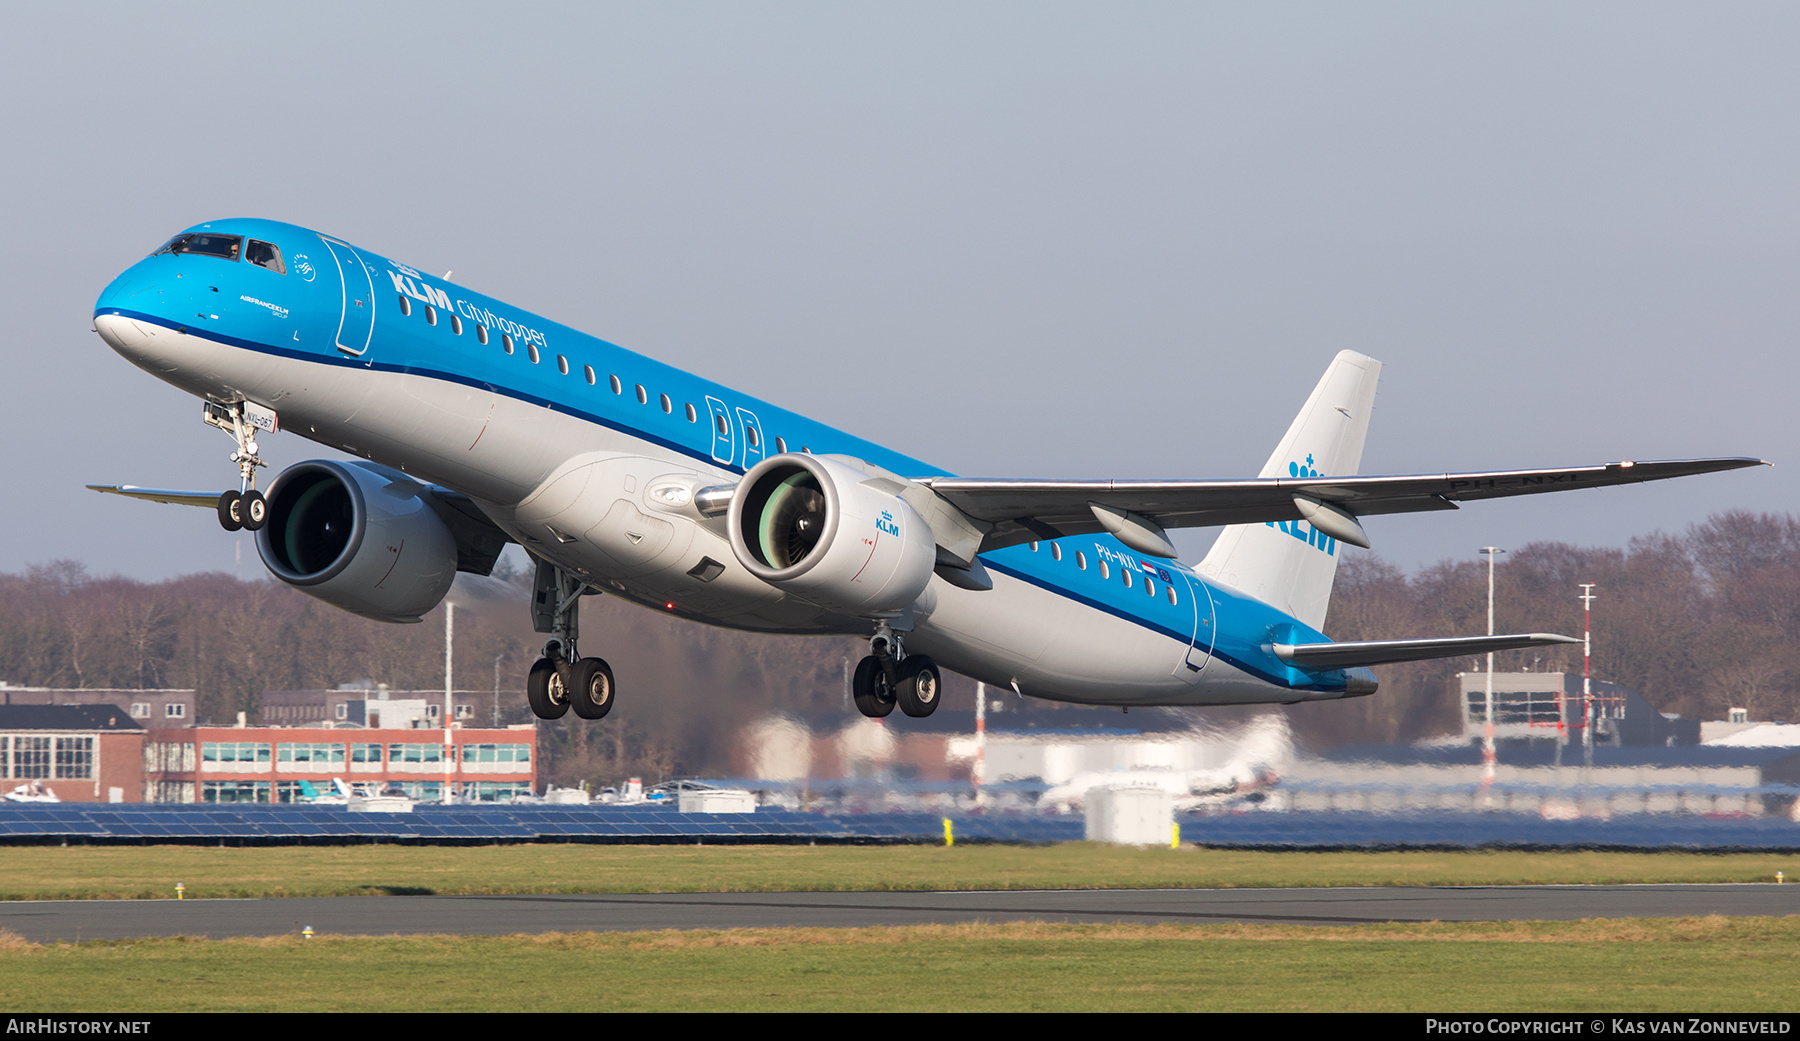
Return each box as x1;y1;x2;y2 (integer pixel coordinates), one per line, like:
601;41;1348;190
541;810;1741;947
0;803;1081;844
0;803;1796;847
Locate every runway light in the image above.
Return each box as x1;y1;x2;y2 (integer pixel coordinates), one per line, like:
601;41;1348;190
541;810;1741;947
665;602;675;610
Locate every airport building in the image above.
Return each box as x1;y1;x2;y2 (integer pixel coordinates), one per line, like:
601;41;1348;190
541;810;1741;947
1457;670;1699;748
142;723;539;804
0;704;148;803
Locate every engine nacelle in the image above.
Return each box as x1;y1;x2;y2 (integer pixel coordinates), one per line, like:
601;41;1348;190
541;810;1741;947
255;460;458;623
727;454;937;619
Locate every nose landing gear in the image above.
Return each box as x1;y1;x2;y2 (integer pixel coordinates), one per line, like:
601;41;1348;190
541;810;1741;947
204;401;270;532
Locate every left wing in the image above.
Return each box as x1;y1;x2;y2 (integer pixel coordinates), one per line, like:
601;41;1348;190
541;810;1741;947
919;456;1766;557
86;485;222;508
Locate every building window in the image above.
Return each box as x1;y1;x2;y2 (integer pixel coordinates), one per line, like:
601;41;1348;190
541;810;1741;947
388;743;445;764
9;736;49;779
202;781;270;804
277;743;346;764
460;743;531;764
202;742;271;763
55;737;94;780
130;703;151;718
166;703;185;718
334;703;349;721
349;743;382;764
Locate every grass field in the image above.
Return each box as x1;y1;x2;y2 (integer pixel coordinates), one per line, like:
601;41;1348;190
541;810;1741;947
0;844;1794;901
1;917;1795;1012
0;839;1792;896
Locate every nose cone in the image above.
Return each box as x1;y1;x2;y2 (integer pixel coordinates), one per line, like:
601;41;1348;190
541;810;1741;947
94;258;183;370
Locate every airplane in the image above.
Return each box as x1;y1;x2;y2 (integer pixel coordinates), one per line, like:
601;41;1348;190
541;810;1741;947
88;219;1765;724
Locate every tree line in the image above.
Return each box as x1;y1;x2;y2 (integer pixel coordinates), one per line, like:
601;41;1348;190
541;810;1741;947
1;509;1794;784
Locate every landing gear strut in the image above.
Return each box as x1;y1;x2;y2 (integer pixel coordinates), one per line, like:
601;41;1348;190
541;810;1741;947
525;558;616;721
853;623;941;719
205;401;268;532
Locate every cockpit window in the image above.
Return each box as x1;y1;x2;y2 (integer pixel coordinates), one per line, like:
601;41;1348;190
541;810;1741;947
245;239;285;274
153;233;243;262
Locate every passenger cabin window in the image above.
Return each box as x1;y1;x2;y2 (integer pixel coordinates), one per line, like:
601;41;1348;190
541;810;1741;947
685;403;697;422
775;437;787;453
609;375;622;394
245;239;285;274
425;304;437;326
747;427;760;448
502;333;515;354
715;414;729;435
557;355;569;375
1029;541;1039;552
584;365;596;385
153;232;243;261
528;344;540;364
1145;577;1155;597
476;324;489;345
635;384;648;404
1051;544;1062;562
660;393;672;413
1077;551;1088;570
1121;568;1131;588
398;295;412;317
451;314;463;336
1167;585;1178;605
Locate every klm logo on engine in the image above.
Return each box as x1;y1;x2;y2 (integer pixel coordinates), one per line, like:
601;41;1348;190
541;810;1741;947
876;510;900;537
1269;453;1336;556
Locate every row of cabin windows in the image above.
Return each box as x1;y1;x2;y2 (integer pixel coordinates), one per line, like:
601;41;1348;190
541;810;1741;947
398;292;807;454
1027;541;1177;605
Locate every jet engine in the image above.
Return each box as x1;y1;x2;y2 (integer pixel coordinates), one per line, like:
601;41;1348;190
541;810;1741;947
255;460;458;623
727;453;936;618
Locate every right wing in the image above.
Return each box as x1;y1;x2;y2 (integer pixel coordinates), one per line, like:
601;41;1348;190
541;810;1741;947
919;456;1767;556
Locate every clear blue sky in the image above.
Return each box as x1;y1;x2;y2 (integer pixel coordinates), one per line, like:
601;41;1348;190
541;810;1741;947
3;2;1791;581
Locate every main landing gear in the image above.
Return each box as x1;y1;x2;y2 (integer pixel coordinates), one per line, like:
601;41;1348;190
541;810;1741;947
525;558;616;721
853;622;941;719
205;401;268;533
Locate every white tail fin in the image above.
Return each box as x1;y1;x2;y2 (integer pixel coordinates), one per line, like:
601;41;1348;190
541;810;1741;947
1196;350;1381;630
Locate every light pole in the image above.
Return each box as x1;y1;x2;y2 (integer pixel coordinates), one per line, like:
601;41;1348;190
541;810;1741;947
1479;547;1505;789
1578;583;1598;771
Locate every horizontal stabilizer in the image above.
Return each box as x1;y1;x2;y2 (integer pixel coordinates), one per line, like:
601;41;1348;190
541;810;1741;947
1274;632;1580;670
86;485;223;508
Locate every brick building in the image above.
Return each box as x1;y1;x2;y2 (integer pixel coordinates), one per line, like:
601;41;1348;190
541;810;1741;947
0;705;147;803
142;723;538;804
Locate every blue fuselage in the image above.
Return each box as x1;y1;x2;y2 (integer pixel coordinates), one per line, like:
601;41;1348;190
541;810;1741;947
95;218;1352;706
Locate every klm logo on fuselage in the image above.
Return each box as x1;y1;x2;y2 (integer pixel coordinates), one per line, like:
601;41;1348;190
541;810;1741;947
389;269;452;311
876;510;900;537
1269;453;1337;556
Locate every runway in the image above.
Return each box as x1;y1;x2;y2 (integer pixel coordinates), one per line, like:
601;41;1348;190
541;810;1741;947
3;884;1797;942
